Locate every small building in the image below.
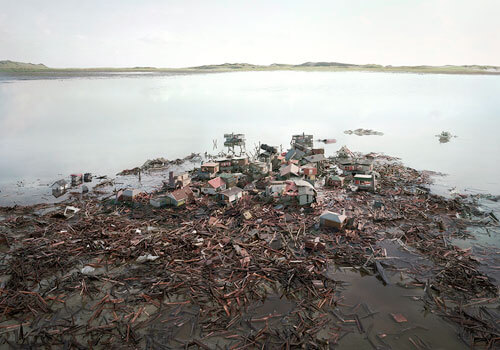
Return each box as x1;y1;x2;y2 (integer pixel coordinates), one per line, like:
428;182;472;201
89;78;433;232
293;179;317;206
285;148;306;162
311;148;325;155
337;158;355;175
219;172;238;188
243;181;257;192
320;211;347;230
303;154;327;164
354;174;376;191
219;187;244;204
71;173;83;186
279;164;300;179
291;133;314;150
338;157;373;175
122;189;141;201
215;158;233;172
166;187;194;207
265;181;287;197
167;171;191;189
337;146;355;159
233;172;250;188
326;174;345;187
302;165;318;181
231;156;249;168
214;156;249;173
266;180;316;206
200;162;219;179
249;161;271;175
355;158;374;174
201;177;226;195
150;196;169;208
51;179;70;198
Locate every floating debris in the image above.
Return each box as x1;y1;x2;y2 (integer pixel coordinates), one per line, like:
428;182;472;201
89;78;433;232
436;131;457;143
344;128;384;136
316;138;337;144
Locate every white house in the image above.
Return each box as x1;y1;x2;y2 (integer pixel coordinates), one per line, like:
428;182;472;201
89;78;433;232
293;179;317;205
219;187;244;204
319;210;347;230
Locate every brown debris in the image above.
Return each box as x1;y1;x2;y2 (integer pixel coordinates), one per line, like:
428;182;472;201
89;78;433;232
0;152;497;349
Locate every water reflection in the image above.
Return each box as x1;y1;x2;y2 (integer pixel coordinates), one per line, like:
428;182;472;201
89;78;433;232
1;71;499;199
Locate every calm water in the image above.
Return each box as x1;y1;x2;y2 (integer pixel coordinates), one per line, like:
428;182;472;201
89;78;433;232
1;71;500;200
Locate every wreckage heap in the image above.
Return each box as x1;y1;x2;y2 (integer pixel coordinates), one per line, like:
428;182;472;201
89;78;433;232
0;136;498;349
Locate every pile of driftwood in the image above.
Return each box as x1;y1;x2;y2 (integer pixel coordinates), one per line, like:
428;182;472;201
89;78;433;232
0;156;498;349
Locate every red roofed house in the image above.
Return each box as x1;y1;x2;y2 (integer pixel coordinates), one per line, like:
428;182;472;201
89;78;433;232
201;177;227;195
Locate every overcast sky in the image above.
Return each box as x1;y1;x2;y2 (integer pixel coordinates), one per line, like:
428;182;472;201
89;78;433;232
0;0;498;68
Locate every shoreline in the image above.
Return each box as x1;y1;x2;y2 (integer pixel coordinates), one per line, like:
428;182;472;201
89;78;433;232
2;65;500;77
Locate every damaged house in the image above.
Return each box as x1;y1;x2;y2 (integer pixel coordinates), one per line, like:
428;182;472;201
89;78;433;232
285;148;306;162
303;154;327;165
265;179;317;206
51;179;70;198
166;171;191;189
249;160;271;177
326;174;345;187
279;163;300;180
354;173;377;191
302;165;318;182
265;181;288;198
337;145;355;159
166;187;194;207
320;210;347;230
214;156;249;173
199;162;220;179
291;133;314;151
201;177;226;195
293;179;317;206
219;187;244;204
338;157;373;175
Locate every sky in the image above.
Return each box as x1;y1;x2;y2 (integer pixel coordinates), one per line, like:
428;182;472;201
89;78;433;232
0;0;499;68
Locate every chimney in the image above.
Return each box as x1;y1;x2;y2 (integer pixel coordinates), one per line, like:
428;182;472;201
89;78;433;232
169;171;174;187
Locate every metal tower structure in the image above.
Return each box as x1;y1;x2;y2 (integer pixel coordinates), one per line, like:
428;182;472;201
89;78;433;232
223;133;246;155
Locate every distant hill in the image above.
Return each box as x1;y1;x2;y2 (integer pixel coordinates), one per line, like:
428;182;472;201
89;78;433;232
1;60;499;75
0;60;48;70
299;62;353;67
191;63;262;70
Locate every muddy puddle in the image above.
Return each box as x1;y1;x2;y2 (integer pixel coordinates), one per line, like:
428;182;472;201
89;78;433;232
326;266;467;349
451;225;500;285
376;237;435;281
